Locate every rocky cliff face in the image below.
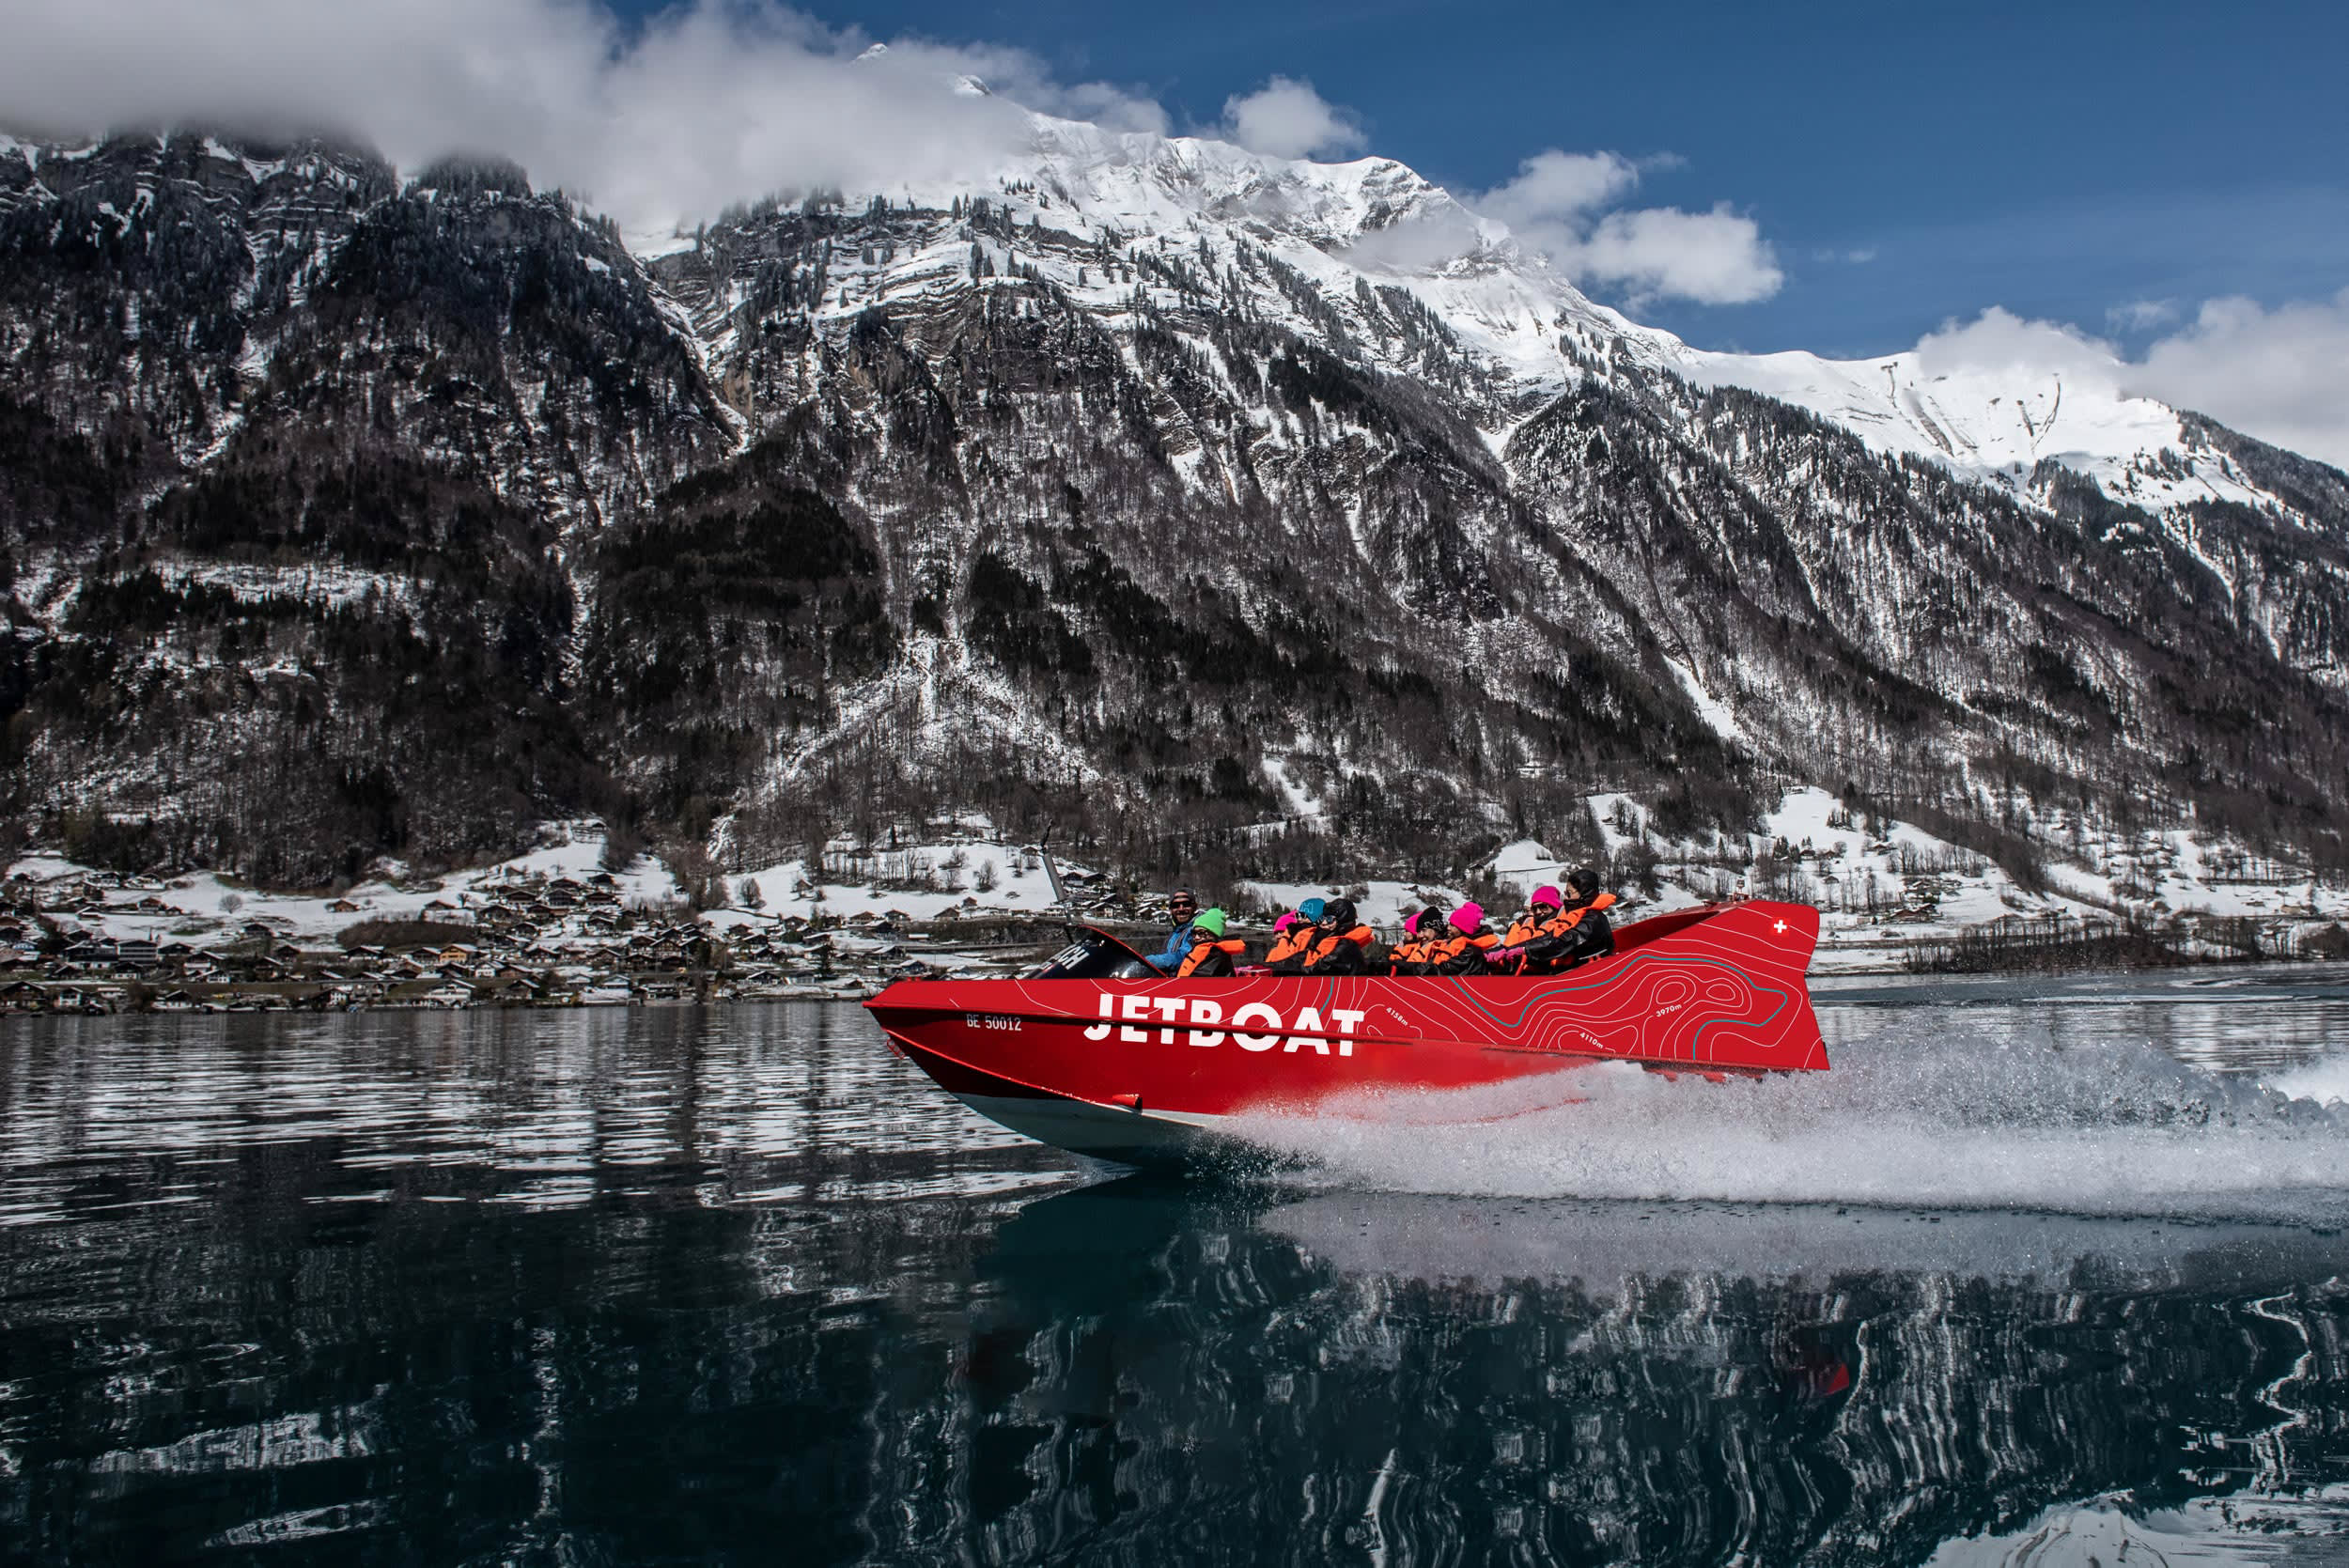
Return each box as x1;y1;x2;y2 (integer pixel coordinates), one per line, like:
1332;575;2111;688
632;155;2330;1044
4;126;2346;888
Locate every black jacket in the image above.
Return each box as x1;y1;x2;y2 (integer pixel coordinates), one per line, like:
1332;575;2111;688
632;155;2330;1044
1524;900;1615;971
1304;930;1376;976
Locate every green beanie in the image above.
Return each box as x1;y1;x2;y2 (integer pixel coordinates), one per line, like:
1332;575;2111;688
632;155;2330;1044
1192;908;1227;938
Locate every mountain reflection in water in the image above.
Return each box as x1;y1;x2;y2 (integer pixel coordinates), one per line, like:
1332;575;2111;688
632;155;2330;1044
1;999;2346;1565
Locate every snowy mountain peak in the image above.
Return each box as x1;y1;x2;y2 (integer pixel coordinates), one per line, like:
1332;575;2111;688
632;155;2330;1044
774;102;2319;522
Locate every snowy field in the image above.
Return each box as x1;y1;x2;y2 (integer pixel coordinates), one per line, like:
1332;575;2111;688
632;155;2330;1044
11;821;677;949
11;788;2344;971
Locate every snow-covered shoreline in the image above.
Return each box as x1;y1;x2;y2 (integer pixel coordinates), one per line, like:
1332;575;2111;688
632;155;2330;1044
6;787;2343;1017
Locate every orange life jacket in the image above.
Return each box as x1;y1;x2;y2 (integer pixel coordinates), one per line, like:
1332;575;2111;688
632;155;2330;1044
1390;937;1426;969
1429;931;1501;964
1300;926;1376;970
1263;927;1314;966
1556;891;1619;930
1502;907;1563;946
1176;938;1249;977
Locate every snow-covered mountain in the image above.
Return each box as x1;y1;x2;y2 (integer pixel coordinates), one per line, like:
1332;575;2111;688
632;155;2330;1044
1672;338;2275;512
3;114;2346;891
764;105;2322;518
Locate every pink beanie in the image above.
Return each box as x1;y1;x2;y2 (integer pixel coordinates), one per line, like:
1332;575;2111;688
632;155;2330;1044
1532;885;1562;908
1402;910;1423;936
1273;912;1298;935
1448;902;1485;936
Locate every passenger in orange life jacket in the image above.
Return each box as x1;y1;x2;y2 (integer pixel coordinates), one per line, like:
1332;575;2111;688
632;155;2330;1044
1522;868;1619;972
1262;899;1325;971
1174;908;1249;977
1429;902;1502;975
1298;899;1377;975
1387;907;1435;974
1501;885;1565;948
1261;912;1300;963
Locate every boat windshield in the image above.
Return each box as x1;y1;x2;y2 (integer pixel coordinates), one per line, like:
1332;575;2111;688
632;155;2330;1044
1028;927;1164;980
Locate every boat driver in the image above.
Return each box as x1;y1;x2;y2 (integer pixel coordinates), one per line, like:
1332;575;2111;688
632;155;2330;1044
1143;888;1201;973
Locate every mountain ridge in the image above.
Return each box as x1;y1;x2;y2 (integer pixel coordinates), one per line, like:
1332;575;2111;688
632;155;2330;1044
4;120;2346;893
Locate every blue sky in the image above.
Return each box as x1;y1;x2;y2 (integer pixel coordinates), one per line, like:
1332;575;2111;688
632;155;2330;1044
606;0;2348;360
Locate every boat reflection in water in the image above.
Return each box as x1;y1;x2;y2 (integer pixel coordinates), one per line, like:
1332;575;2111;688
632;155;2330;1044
1;1001;2346;1564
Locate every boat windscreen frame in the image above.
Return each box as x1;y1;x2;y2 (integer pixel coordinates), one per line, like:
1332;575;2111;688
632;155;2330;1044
1027;925;1167;980
1610;903;1733;953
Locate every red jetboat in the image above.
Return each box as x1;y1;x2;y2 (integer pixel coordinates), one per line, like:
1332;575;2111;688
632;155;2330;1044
863;900;1827;1165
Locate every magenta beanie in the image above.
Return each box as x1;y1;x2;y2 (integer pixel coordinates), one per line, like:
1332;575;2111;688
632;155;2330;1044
1273;912;1298;935
1448;902;1485;936
1532;885;1562;908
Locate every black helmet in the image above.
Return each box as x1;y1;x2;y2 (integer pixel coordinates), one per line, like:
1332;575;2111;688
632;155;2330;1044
1322;898;1357;928
1568;867;1601;896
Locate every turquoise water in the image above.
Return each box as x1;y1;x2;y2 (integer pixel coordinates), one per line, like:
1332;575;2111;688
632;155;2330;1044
3;989;2348;1565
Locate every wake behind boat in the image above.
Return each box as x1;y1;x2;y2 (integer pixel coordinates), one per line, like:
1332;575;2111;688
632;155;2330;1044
864;900;1827;1165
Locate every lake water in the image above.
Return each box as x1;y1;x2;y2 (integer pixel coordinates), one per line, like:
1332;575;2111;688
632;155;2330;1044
4;977;2349;1566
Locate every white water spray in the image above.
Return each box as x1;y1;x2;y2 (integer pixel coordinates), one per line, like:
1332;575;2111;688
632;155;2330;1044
2266;1053;2349;1108
1228;1018;2349;1221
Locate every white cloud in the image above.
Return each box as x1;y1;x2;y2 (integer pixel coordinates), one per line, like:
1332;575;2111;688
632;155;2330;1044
1341;210;1490;272
0;0;1781;308
2130;290;2349;469
2108;298;2180;332
1478;150;1641;225
1912;306;2124;386
0;0;1167;239
1219;76;1366;162
1571;205;1782;307
1463;149;1782;306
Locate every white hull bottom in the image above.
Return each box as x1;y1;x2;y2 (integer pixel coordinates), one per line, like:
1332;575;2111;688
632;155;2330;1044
951;1092;1232;1167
